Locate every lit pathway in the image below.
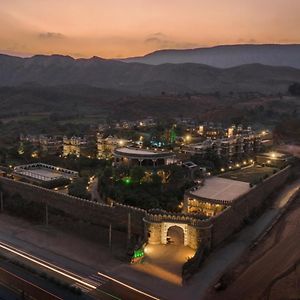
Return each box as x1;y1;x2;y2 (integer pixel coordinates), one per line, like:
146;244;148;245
90;177;103;203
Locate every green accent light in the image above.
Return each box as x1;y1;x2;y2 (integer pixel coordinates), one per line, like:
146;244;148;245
133;249;144;259
122;177;132;185
170;127;177;143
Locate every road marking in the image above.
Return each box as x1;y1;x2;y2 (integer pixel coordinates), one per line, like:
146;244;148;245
97;271;160;300
89;274;108;285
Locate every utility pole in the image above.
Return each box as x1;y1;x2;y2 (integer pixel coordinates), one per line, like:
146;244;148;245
0;191;3;213
127;212;131;246
45;203;48;226
108;224;112;249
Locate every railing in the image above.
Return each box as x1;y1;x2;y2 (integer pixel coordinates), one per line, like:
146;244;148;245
14;163;78;179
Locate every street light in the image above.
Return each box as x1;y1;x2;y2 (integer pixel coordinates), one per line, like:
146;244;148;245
185;135;191;143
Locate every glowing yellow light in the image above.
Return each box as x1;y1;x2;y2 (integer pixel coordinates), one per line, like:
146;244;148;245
221;168;225;172
31;152;38;158
185;135;191;142
118;140;124;146
236;164;240;167
270;152;276;158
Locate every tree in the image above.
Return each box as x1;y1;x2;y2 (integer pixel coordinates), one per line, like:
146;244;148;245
130;166;145;183
68;177;90;199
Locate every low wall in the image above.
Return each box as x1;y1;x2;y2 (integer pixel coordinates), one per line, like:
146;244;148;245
0;177;146;236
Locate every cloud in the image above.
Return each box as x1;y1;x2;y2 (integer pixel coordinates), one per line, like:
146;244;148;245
38;32;65;39
145;33;198;49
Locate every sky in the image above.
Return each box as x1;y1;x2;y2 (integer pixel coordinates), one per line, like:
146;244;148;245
0;0;299;58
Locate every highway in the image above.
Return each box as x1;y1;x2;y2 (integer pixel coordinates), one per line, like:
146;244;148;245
0;240;160;300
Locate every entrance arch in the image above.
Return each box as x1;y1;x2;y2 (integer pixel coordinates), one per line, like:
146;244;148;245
161;222;188;246
167;226;184;245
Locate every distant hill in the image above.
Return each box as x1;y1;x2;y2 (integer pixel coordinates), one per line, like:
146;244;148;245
1;53;300;94
123;44;300;68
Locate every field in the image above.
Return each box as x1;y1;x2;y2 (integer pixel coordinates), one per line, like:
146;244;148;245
220;165;278;183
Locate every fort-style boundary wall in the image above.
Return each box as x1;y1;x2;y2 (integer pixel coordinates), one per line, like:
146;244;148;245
210;165;291;248
0;177;146;236
0;165;295;279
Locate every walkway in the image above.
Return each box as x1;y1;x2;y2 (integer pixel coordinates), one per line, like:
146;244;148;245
89;177;103;203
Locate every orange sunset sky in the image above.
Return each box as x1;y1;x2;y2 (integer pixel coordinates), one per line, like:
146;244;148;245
1;0;300;58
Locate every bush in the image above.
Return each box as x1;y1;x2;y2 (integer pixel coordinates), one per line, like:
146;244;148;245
68;177;90;199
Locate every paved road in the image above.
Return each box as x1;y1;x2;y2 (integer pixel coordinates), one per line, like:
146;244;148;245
176;178;300;300
0;237;158;300
0;284;23;300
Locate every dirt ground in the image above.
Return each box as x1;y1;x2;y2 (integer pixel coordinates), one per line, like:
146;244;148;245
205;195;300;300
0;213;124;271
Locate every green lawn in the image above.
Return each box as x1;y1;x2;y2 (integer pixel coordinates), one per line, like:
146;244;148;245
219;165;279;183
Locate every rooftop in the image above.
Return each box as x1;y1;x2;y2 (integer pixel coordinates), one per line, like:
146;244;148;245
257;152;290;159
13;163;78;182
188;176;250;204
113;147;174;158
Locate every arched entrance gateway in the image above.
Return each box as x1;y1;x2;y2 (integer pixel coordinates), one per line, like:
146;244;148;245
144;213;213;250
167;226;184;245
161;222;188;246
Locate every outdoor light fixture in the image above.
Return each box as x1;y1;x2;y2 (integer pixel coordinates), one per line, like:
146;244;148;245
185;135;191;143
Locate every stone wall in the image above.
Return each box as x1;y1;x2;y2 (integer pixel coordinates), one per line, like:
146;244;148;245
0;177;146;236
210;166;291;248
0;165;293;253
182;166;293;280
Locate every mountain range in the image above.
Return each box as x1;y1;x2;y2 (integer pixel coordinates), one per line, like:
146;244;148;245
123;44;300;68
1;44;300;95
